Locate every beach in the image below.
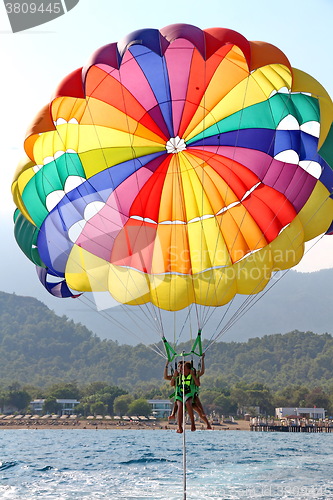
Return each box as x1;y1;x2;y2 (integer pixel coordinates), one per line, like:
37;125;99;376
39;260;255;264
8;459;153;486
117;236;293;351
0;417;251;431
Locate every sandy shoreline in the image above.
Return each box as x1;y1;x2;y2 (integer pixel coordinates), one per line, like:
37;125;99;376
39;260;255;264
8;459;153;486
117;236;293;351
0;419;251;431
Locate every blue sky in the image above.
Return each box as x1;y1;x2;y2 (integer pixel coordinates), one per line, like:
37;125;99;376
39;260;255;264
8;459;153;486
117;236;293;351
1;0;333;309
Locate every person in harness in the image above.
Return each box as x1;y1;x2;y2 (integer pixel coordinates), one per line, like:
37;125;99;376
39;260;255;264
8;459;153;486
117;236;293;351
164;354;212;429
170;361;200;433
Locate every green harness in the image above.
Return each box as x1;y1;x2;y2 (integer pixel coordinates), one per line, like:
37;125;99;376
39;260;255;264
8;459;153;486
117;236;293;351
163;330;203;363
175;373;197;402
170;373;197;403
163;330;203;403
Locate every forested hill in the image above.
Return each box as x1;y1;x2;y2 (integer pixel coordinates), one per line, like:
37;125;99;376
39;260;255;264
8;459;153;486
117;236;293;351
1;291;333;390
6;268;333;344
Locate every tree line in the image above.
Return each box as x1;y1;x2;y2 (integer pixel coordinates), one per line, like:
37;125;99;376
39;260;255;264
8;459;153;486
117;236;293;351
1;291;333;390
1;291;333;417
2;378;333;419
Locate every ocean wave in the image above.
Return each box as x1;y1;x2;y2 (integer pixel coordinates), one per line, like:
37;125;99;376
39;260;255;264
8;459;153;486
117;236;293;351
36;465;53;471
120;457;175;465
0;461;17;470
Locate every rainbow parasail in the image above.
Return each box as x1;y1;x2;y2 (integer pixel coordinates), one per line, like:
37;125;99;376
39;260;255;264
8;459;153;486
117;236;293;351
12;24;333;311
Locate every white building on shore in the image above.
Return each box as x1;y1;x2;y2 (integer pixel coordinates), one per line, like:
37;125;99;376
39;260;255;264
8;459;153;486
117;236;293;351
30;399;80;416
275;407;326;420
147;399;172;418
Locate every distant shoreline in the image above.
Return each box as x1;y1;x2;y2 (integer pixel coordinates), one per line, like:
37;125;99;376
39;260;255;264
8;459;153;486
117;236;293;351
0;419;251;431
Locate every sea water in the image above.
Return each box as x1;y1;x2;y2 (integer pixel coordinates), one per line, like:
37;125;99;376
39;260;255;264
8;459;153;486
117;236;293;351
0;429;332;499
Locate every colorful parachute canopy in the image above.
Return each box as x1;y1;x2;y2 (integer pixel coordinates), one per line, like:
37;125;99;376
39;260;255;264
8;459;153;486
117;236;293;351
12;24;333;311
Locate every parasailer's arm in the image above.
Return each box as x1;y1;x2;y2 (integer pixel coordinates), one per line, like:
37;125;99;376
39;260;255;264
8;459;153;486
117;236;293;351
197;352;205;377
191;369;200;387
164;361;172;381
170;370;179;387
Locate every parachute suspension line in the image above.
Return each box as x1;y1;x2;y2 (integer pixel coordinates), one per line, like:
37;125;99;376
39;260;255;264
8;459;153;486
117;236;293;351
174;304;194;347
179;150;225;330
204;285;269;352
34;213;165;345
204;212;330;352
33;207;165;344
189;320;194;348
150;303;165;339
179;149;215;329
206;186;325;342
204;266;290;353
75;294;166;358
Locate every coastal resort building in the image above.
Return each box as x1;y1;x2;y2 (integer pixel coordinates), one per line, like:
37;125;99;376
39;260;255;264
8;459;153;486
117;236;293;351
30;399;80;416
147;399;172;418
275;407;326;420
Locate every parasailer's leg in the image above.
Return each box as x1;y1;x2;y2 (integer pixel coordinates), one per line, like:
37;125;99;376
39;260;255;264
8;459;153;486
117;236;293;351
168;401;178;421
185;398;196;432
176;400;183;433
193;397;212;429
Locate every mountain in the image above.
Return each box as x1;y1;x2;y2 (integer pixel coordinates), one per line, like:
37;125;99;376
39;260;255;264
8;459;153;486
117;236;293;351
0;291;161;388
1;291;333;390
50;268;333;345
1;266;333;345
